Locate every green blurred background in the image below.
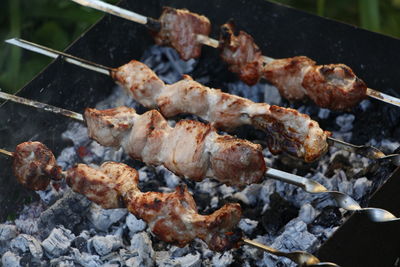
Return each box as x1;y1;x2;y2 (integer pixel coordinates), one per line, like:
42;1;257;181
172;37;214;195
1;0;400;94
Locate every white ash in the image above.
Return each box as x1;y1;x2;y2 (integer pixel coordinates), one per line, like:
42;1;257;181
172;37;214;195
318;108;331;119
239;218;258;235
89;234;123;256
2;45;399;267
336;114;355;132
87;204;127;232
0;224;18;242
42;226;75;258
9;234;43;259
2;251;21;267
129;232;155;267
212;251;234;267
126;214;147;235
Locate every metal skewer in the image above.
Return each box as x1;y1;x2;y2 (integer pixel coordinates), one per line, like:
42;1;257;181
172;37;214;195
0;147;339;267
1;91;400;225
70;0;400;108
6;37;400;166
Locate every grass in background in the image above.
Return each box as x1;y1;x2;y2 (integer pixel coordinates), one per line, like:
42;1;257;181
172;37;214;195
0;0;399;94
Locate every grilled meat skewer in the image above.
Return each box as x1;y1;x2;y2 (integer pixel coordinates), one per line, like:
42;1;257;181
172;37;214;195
219;22;367;110
2;142;340;266
85;106;266;186
11;141;242;251
68;1;400;110
9;39;400;165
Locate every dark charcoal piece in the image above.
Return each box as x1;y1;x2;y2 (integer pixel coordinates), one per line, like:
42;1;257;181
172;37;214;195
37;190;91;238
20;253;42;267
73;236;88;253
313;206;342;227
261;193;299;235
193;192;211;212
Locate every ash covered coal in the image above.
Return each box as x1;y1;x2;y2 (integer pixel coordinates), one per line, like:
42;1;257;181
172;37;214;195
1;45;399;267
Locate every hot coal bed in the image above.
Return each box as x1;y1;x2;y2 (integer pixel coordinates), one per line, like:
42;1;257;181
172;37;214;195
1;0;400;266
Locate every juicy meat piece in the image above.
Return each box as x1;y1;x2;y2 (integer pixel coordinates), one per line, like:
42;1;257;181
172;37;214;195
13;148;243;251
113;60;330;162
262;56;316;100
66;164;123;209
302;64;367;110
13;141;62;191
152;7;211;60
219;21;264;85
85;106;266;186
84;106;137;147
263;59;367;109
76;162;242;251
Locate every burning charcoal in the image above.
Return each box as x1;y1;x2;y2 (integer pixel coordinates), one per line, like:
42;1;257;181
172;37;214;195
298;203;318;224
89;235;123;256
313;206;342;227
353;177;372;201
261;193;299;235
2;251;21;267
325;152;351;178
212;251;234;267
232;184;262;206
263;84;282;105
87;204;127;232
38;190;91;237
129;232;155;267
42;226;75;258
20;252;44;267
335;114;355;132
49;257;75;266
0;224;18;241
170;246;190;258
9;234;43;259
163;252;202;267
126;214;147;235
61;123;90;147
72;236;88;253
70;247;103;266
238;218;258;235
57;147;78;170
272;219;318;253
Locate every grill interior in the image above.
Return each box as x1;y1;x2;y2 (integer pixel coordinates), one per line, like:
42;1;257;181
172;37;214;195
1;0;400;266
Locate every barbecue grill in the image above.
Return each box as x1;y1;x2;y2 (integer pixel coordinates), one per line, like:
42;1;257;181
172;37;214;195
1;0;400;266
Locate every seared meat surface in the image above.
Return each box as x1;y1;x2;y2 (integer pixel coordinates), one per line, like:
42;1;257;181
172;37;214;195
219;21;264;85
217;22;367;109
152;7;211;60
113;61;331;162
13;141;62;191
11;142;242;251
85;107;266;186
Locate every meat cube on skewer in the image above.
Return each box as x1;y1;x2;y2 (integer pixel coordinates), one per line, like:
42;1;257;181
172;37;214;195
219;21;264;85
152;7;211;60
11;141;242;251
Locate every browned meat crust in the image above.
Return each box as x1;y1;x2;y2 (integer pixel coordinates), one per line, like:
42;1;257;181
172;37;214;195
152;7;211;61
12;144;242;251
67;162;242;251
113;61;330;162
13;142;62;191
219;21;264;85
262;56;316;101
84;106;266;186
302;64;367;110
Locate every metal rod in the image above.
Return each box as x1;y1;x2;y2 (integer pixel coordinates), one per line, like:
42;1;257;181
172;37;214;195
71;0;148;25
5;38;113;76
1;91;399;223
0;148;13;157
69;0;400;109
0;91;84;122
7;39;400;165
